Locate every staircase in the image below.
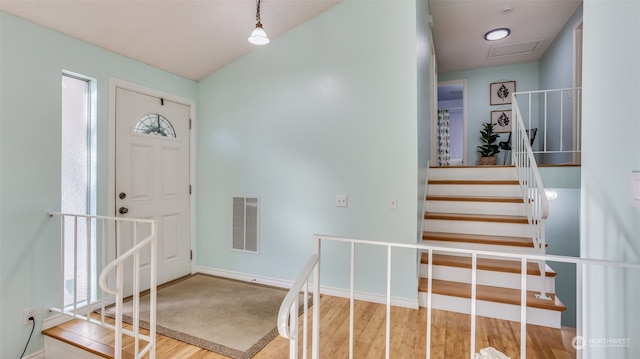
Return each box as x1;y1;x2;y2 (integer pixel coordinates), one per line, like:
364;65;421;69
43;318;140;359
419;166;566;328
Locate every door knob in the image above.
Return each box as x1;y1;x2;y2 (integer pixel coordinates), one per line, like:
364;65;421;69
119;207;129;214
119;192;127;199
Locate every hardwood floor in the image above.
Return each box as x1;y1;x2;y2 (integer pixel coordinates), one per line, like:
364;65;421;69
133;295;576;358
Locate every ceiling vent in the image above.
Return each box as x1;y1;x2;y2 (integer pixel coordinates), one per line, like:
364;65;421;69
489;39;544;58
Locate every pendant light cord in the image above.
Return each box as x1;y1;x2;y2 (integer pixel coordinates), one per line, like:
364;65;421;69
256;0;262;22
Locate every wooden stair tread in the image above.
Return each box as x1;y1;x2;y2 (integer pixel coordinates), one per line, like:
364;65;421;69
425;212;529;224
429;179;519;185
421;253;555;277
423;231;534;248
419;278;566;312
426;195;523;203
42;319;140;359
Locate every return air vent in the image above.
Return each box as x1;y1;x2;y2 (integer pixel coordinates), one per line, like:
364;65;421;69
489;39;544;58
232;197;259;253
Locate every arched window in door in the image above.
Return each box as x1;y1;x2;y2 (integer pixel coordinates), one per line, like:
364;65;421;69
134;113;176;138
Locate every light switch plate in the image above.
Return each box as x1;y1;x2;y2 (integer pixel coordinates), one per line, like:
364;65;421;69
336;194;348;207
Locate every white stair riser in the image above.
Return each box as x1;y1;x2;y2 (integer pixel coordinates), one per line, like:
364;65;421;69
419;265;555;293
426;200;526;216
429;167;517;181
425;219;532;238
418;293;561;328
422;240;539;255
45;337;103;359
428;184;521;197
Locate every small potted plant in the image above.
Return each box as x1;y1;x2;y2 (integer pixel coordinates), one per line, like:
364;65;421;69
477;122;500;165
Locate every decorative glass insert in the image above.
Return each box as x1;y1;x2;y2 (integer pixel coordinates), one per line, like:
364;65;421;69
134;113;176;137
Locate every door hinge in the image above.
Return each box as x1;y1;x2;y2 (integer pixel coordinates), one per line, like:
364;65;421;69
190;250;193;260
189;118;192;130
189;185;192;195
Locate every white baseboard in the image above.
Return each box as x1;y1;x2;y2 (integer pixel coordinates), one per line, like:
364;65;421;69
23;350;45;359
195;266;419;309
320;285;419;309
195;266;294;289
42;313;73;330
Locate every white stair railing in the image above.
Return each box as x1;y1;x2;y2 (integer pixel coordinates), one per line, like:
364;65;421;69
49;212;157;359
277;235;640;359
511;95;552;300
277;254;320;359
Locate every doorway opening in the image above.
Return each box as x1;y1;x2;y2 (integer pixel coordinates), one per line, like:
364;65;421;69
436;80;467;166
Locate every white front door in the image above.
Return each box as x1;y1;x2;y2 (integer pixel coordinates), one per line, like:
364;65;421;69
115;87;191;287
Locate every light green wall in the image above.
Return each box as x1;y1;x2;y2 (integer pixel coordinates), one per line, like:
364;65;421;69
438;62;539;165
582;0;640;357
538;5;583;165
0;12;197;358
537;5;583;327
195;0;424;300
416;0;433;242
539;5;582;91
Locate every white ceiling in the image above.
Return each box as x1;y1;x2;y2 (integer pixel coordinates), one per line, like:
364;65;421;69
0;0;342;81
429;0;582;73
0;0;582;81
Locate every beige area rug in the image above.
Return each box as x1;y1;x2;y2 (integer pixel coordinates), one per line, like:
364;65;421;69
105;273;297;359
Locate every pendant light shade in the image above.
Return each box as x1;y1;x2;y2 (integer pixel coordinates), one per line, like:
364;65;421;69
249;22;270;45
248;0;269;45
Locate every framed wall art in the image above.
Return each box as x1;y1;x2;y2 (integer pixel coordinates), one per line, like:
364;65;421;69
490;81;516;105
491;110;512;133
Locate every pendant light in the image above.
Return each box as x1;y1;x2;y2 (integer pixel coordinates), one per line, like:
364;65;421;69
248;0;270;45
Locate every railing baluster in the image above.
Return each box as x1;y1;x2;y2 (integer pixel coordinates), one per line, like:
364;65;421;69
133;221;140;357
520;257;527;359
349;241;355;359
385;245;392;359
60;214;65;310
303;280;308;359
425;249;433;359
576;262;584;359
290;296;298;359
73;216;79;316
86;217;92;308
560;90;564;152
100;218;107;324
470;253;477;359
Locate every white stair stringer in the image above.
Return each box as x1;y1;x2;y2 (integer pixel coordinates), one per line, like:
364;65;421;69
419;293;562;329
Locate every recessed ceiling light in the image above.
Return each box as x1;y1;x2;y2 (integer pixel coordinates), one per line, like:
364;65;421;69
484;28;511;41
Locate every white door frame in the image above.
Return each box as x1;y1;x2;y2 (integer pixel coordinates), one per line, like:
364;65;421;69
433;79;468;166
107;78;197;274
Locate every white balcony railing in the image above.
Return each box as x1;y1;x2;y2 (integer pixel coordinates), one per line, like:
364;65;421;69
278;235;640;359
48;212;157;359
513;88;582;165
